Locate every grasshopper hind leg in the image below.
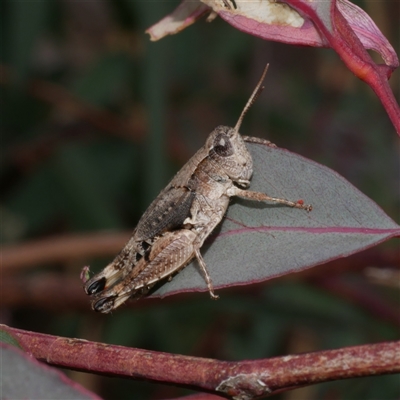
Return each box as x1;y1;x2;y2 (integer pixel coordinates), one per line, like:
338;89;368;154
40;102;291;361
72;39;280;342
194;249;218;299
85;276;107;295
90;229;219;313
83;241;147;296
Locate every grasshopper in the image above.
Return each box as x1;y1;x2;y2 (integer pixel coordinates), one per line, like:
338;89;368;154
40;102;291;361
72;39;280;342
83;65;311;313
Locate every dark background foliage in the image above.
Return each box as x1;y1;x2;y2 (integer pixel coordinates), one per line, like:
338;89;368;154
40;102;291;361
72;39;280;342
1;0;399;398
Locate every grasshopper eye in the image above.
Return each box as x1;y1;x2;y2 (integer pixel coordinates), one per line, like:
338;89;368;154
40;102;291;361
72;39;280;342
214;133;233;157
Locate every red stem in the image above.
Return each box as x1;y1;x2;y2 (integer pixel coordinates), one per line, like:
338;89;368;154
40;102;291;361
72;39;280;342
285;0;400;134
332;8;400;133
2;232;131;274
2;324;399;398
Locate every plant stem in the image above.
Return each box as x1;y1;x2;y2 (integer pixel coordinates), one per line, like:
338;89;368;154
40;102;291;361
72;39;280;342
2;324;399;398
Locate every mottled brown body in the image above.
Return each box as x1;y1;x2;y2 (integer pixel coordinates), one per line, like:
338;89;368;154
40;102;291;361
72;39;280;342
83;66;311;313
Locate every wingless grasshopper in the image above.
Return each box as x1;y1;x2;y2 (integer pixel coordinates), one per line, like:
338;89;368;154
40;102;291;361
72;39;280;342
83;65;312;313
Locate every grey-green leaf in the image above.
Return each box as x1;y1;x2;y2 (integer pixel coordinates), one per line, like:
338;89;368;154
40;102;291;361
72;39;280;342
153;141;399;297
1;343;101;400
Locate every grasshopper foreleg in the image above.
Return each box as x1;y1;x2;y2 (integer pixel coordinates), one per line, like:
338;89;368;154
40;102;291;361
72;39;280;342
227;186;312;211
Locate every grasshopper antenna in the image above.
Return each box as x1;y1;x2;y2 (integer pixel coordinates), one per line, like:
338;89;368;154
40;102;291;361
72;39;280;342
234;63;269;132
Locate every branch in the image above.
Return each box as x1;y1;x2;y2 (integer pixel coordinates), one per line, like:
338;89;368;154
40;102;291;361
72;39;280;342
0;64;144;141
1;64;191;171
3;232;399;274
3;234;399;323
311;275;400;327
2;324;399;398
2;232;131;274
3;270;400;327
284;0;400;134
1;273;184;312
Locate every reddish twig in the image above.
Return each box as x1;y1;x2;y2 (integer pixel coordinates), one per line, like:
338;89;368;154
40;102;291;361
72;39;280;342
0;64;144;141
2;232;131;274
3;231;399;274
2;234;399;323
2;324;399;398
3;266;399;327
285;0;400;134
175;395;225;400
313;275;400;327
332;7;400;133
0;273;181;312
1;274;90;311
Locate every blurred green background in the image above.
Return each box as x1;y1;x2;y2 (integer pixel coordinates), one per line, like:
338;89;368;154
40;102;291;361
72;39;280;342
1;0;399;399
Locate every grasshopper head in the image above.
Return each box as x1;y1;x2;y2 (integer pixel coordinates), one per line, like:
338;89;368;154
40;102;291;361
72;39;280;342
206;125;253;187
206;64;269;188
